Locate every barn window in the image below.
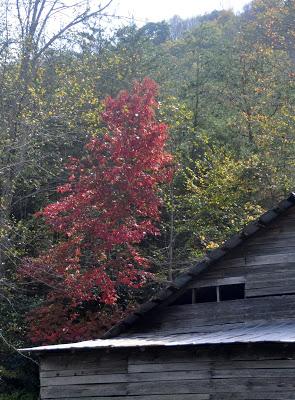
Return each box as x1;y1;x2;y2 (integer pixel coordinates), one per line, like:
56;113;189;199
219;283;245;301
194;286;217;303
170;283;245;305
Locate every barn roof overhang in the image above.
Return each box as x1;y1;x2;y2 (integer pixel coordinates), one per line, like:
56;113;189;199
21;319;295;353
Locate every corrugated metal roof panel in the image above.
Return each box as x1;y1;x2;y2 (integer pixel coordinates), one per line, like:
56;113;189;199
21;320;295;353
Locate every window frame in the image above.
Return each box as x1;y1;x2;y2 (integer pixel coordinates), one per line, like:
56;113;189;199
191;277;246;304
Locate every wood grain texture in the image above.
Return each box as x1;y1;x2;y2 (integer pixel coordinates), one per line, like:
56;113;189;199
191;207;295;298
122;295;295;338
40;345;295;399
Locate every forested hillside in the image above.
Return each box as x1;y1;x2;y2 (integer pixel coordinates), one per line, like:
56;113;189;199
0;0;294;398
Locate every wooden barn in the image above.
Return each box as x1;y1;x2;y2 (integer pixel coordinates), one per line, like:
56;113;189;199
23;192;295;399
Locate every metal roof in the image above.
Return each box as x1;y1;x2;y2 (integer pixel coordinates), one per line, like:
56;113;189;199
21;320;295;352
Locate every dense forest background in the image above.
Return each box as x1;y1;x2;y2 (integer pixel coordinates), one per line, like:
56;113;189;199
0;0;294;398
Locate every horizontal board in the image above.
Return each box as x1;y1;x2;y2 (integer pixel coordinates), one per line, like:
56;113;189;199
39;394;295;400
41;378;295;398
128;345;295;363
41;361;127;375
41;383;126;398
247;286;295;297
42;358;295;379
42;370;211;386
246;272;295;286
244;237;295;248
128;358;295;373
209;395;295;400
212;368;295;378
189;276;246;288
198;262;295;280
41;364;127;378
42;395;209;400
127;378;295;396
215;253;295;269
41;352;128;372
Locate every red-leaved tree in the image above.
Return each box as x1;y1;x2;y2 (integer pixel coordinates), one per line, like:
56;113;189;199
20;78;173;344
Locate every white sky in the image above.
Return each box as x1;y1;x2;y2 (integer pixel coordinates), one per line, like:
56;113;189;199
111;0;251;24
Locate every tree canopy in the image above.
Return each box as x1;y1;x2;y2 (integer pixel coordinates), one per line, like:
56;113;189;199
0;0;294;398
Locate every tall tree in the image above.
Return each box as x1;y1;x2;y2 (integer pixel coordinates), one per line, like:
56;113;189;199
20;78;173;344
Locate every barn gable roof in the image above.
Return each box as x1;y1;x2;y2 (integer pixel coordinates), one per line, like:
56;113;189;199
103;192;295;339
21;192;295;353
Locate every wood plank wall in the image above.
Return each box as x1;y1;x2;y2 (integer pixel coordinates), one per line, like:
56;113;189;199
125;295;295;337
192;207;295;298
40;345;295;399
123;207;295;338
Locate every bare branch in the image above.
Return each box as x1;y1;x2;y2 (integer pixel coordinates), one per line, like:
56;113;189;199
35;0;113;59
16;0;25;39
35;0;58;46
0;330;39;365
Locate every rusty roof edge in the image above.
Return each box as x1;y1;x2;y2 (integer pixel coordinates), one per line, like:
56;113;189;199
103;192;295;339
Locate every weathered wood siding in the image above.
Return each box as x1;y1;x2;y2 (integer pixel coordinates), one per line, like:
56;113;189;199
40;344;295;399
123;207;295;339
126;295;295;337
193;207;295;298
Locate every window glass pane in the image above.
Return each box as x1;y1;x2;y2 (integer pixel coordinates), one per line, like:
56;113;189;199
195;286;217;303
170;283;245;306
219;283;245;301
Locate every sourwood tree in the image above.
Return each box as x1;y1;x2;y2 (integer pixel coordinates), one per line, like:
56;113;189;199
20;78;173;344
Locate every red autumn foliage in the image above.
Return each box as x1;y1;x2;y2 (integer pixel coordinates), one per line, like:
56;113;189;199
20;78;173;344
